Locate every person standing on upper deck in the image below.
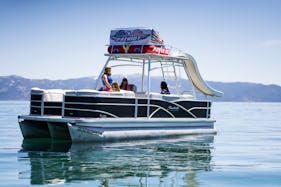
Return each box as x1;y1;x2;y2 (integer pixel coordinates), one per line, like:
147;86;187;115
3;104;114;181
101;66;113;91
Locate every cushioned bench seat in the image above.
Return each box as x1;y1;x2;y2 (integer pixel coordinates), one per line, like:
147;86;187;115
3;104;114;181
149;92;194;101
31;88;65;102
65;89;135;98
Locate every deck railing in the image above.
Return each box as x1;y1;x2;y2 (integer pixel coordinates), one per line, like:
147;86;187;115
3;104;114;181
29;91;211;119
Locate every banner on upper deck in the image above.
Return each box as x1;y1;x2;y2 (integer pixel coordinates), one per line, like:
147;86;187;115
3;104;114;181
110;27;164;45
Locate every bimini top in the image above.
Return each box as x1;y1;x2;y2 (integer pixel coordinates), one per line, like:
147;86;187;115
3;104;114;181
106;27;223;97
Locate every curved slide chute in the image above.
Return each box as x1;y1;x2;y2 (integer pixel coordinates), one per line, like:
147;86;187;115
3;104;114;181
181;53;223;97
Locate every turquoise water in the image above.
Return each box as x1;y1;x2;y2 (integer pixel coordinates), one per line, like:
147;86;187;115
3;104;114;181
0;101;281;186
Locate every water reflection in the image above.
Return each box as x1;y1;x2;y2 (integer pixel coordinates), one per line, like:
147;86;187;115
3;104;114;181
18;135;214;186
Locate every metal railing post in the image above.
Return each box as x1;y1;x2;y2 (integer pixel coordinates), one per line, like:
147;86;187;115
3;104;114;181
147;56;151;118
94;56;112;90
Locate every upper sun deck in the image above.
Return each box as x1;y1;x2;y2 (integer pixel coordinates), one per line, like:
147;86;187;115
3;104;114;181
104;27;223;97
104;52;187;63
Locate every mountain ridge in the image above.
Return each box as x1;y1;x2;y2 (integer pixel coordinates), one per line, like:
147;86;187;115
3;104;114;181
1;75;281;102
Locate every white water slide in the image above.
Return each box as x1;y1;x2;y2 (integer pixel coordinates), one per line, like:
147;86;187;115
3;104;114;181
181;53;223;97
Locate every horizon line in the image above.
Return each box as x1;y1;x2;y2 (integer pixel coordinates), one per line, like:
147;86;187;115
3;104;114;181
1;74;280;87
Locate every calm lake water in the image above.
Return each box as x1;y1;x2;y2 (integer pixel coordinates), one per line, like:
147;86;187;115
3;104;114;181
0;101;281;187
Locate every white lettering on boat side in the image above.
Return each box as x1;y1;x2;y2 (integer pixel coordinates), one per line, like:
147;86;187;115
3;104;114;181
168;106;179;112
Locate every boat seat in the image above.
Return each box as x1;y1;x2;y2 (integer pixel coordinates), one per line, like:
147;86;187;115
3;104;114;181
149;92;162;99
31;88;65;102
106;90;135;97
65;89;135;98
119;90;135;97
149;93;181;101
135;92;146;97
65;89;100;96
162;94;181;101
31;87;44;95
180;94;194;100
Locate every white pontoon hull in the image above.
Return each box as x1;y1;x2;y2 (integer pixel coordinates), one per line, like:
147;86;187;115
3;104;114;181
18;115;216;142
68;118;216;142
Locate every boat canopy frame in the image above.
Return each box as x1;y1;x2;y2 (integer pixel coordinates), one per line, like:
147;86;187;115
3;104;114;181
94;53;195;97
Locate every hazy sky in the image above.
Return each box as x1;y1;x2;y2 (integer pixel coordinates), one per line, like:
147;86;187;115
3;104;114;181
0;0;281;85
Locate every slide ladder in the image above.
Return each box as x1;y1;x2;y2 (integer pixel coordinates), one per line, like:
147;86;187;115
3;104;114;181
160;61;179;94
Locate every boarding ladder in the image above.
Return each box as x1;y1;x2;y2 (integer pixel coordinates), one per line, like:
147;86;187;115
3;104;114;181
160;61;180;94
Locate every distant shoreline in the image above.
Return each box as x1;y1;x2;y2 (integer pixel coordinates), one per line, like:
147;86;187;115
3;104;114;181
1;75;281;102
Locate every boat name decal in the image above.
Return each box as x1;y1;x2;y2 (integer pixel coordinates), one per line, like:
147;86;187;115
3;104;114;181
168;106;179;112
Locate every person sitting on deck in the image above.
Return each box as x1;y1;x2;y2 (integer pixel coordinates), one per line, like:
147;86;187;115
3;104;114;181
160;81;170;94
120;78;137;92
110;81;120;92
120;78;130;90
101;66;113;91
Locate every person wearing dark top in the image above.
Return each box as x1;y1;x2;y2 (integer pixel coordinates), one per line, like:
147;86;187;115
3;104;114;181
120;78;130;90
120;78;137;92
160;81;170;94
101;66;113;91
